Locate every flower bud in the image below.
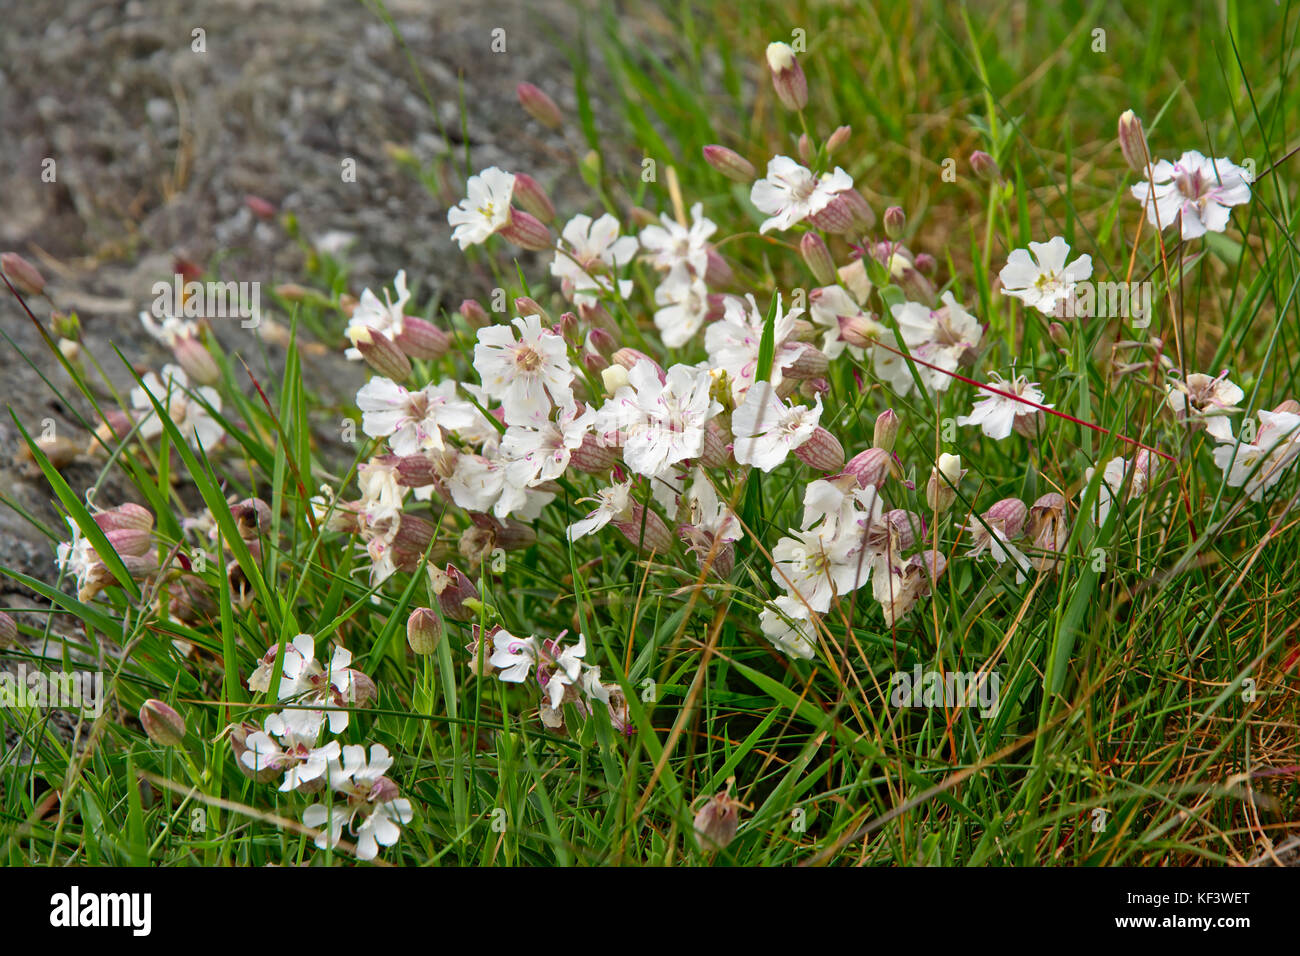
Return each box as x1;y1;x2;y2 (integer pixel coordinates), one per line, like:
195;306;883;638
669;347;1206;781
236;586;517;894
926;453;964;511
883;206;906;240
808;193;855;234
140;699;186;747
1048;322;1070;349
703;248;733;287
800;233;837;286
498;208;552;251
582;350;608;374
431;563;481;622
1273;399;1300;415
1;252;46;296
797;132;814;166
588;326;618;359
826;125;851;154
394;315;452;360
611;348;665;380
348;325;412;381
614;504;674;554
837;311;883;349
844;446;892;488
873;409;899;451
0;611;16;647
984;497;1028;538
970;150;1001;182
702;145;756;182
794;426;844;471
104;527;154;558
601;363;630;394
407;607;443;655
391;514;436;567
459;298;491;328
50;310;81;340
694;787;742;851
245;194;277;220
517;82;563;128
628;206;660;228
700;419;731;469
86;410;135;456
913;253;937;276
1117;110;1150;176
511;172;556;223
784;345;829;380
766;41;807;111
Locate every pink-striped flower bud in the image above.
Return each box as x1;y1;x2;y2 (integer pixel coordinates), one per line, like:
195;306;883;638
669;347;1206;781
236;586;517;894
795;426;844;472
983;497;1028;538
394;316;452;360
569;432;618;473
588;326;618;359
498;208;552;251
578;299;617;334
140;699;186;747
430;562;480;622
913;252;937;275
514;296;549;322
766;41;807;111
104;527;154;559
694;786;742;851
560;311;582;347
844;446;892;488
1;252;45;296
406;607;443;655
511;172;556;223
459;298;491;328
784;345;829;380
582;350;609;374
797;132;814;166
702;145;756;182
516;82;563;129
826;125;851;154
612;348;665;380
615;504;674;554
349;326;412;381
873;409;899;451
94;502;154;534
1117;110;1150;176
0;611;16;647
704;248;733;287
391;514;436;570
883;206;906;240
700;419;731;469
808;193;856;234
245;194;277;220
1273;399;1300;415
173;335;221;386
801;233;837;286
970;150;1002;182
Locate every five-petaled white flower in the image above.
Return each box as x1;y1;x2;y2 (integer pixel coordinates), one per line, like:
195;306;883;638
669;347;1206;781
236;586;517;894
355;378;480;455
551;213;638;307
998;237;1093;316
345;271;411;358
489;628;540;682
750;156;853;233
448;167;516;249
566;479;635;541
1166;371;1244;443
731;381;822;471
600;361;721;477
639;202;716;277
473;314;575;425
956;372;1051;441
131;364;223;449
1129;150;1253;240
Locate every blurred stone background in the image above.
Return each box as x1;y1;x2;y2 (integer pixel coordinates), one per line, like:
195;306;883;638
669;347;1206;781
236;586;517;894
0;0;600;587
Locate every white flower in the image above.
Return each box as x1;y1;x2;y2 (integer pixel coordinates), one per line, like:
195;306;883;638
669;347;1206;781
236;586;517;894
705;293;804;403
731;381;821;471
1213;409;1300;501
139;310;200;347
131;364;223;449
500;404;595;486
302;743;413;861
998;237;1093;315
1130;150;1252;240
653;270;712;349
604;361;721;477
542;633;586;709
750;156;852;233
551;213;638;307
956;372;1050;440
473;314;575;425
771;525;866;613
54;517;96;594
1083;454;1153;525
448;167;515;249
1166;371;1244;443
489;629;539;682
567;478;635;541
883;292;983;394
809;285;882;359
684;468;743;545
446;452;507;514
356;458;409;525
355;378;479;454
344;271;411;358
639;202;716;276
353;797;414;862
759;595;818;660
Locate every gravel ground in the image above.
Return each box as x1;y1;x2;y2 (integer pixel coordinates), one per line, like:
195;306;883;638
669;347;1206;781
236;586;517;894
0;0;610;744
